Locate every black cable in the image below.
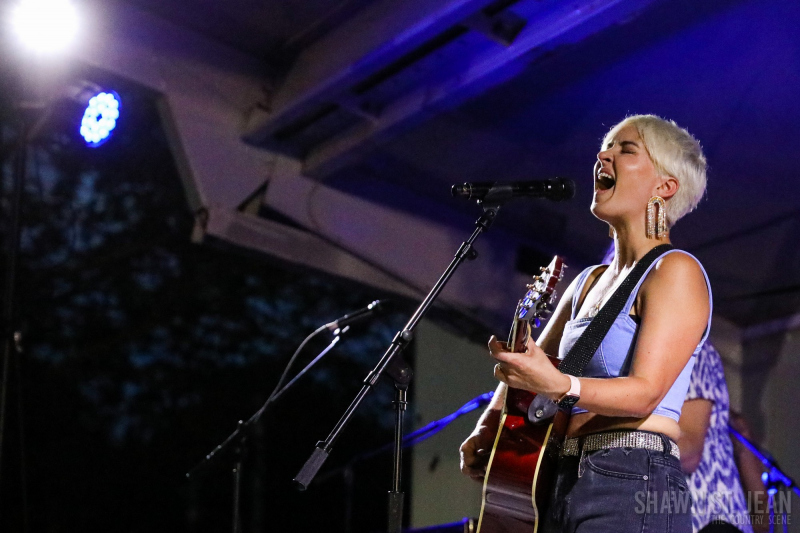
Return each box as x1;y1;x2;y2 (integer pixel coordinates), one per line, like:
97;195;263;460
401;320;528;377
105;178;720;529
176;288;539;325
13;334;28;533
252;323;329;422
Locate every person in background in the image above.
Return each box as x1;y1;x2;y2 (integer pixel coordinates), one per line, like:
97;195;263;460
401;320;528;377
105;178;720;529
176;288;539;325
678;341;765;533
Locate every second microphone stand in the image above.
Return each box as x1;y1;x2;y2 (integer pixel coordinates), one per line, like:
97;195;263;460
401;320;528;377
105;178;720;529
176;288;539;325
188;326;347;533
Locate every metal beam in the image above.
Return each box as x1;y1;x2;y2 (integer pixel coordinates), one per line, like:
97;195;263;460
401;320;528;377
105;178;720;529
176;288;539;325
242;0;500;147
199;207;422;300
463;9;528;46
742;313;800;342
302;0;662;179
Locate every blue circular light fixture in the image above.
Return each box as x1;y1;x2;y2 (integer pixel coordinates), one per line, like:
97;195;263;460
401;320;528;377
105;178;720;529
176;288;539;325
80;91;121;147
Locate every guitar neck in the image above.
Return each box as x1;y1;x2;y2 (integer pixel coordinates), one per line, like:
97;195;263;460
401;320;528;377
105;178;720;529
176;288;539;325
506;314;530;354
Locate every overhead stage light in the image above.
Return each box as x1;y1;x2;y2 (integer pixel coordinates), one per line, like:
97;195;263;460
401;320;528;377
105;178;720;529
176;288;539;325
79;91;121;147
11;0;79;55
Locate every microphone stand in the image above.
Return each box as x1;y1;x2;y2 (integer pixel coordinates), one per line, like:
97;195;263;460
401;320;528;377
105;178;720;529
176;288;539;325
293;201;506;533
187;326;349;533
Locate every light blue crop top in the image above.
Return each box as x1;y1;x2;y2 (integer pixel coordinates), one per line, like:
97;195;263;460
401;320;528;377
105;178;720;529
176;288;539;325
558;249;712;422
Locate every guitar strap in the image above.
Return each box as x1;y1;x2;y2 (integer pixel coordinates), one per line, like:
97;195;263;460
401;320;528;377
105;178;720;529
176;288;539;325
528;244;674;423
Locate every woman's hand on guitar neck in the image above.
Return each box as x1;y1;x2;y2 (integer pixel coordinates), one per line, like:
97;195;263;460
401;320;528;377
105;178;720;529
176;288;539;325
489;335;570;401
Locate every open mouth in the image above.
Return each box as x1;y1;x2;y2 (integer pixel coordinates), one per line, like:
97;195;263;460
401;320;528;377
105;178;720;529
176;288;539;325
595;171;616;191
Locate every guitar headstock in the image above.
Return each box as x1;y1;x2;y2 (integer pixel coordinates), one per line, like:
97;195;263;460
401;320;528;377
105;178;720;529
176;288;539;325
516;256;566;328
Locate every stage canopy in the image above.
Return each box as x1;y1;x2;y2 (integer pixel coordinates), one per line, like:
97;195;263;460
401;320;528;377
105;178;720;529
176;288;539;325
55;0;800;334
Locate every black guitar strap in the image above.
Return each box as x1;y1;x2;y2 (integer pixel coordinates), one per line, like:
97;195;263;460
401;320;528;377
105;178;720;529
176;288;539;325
528;244;673;423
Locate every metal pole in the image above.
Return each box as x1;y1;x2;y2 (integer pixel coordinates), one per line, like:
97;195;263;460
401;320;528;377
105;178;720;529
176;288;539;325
0;119;28;519
387;386;408;533
232;445;244;533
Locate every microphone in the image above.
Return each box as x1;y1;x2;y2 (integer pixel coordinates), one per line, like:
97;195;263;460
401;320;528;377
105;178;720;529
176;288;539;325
451;178;575;203
325;300;386;332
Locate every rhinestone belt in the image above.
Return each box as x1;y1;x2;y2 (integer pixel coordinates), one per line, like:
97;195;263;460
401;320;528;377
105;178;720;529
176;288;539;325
560;430;680;460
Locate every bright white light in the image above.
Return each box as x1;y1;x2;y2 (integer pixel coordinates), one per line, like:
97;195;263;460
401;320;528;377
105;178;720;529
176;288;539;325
80;92;121;147
11;0;79;55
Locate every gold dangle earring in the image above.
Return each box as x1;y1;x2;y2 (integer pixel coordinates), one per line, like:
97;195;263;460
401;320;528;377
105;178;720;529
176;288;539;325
646;196;667;239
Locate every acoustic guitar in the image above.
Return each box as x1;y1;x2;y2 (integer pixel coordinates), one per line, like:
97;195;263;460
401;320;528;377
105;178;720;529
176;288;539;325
477;256;568;533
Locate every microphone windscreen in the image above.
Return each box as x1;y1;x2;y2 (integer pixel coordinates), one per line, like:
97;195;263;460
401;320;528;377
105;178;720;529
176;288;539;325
559;178;576;200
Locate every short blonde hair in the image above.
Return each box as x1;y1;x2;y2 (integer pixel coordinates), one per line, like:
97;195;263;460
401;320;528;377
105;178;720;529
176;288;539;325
603;115;707;227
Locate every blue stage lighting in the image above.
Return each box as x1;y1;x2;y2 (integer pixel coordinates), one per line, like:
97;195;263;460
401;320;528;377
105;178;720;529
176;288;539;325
80;91;121;147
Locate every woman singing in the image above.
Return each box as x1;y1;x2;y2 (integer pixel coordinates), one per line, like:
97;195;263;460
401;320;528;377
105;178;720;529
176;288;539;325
461;115;711;533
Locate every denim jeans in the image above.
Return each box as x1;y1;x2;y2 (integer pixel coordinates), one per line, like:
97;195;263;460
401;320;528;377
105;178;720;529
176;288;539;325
541;432;692;533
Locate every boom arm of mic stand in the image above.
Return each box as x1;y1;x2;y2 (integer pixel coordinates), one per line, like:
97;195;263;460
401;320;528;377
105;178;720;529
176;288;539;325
292;206;501;494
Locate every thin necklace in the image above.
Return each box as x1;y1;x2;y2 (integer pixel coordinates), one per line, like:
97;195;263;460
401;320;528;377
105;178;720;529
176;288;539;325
586;271;618;318
587;293;609;318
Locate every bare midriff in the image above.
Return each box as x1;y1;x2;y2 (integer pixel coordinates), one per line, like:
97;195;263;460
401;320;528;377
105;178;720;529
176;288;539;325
567;411;681;443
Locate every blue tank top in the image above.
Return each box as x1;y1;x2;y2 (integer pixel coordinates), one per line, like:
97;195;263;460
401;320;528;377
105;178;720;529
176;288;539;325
558;249;712;422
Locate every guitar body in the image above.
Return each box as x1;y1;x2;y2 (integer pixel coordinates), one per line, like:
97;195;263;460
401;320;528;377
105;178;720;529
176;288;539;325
477;373;569;532
477;257;569;533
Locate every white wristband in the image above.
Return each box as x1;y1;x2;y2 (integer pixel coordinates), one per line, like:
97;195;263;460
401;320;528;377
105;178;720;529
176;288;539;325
558;374;581;403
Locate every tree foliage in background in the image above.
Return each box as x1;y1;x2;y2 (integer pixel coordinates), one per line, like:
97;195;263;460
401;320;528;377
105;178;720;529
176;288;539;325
0;79;410;533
